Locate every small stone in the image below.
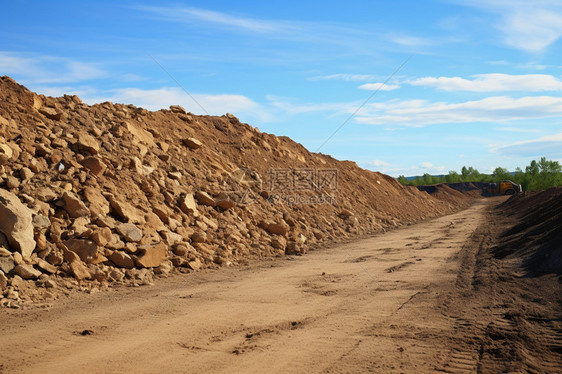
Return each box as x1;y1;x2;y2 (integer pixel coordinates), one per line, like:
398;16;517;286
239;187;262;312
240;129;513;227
36;258;57;274
0;270;7;290
216;199;236;210
32;214;51;229
14;264;42;279
191;231;206;243
70;260;91;280
187;258;202;270
19;167;34;181
80;156;106;176
183;137;202;150
63;238;98;264
108;251;135;269
179;194;199;217
195;191;215;207
0;255;15;274
6;176;20;189
168;171;182;180
116;222;143;242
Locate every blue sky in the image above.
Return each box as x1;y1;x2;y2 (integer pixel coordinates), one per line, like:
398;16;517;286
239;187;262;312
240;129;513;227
2;0;562;177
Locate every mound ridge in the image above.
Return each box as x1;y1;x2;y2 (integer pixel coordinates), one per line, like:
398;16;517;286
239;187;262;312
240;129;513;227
0;76;466;304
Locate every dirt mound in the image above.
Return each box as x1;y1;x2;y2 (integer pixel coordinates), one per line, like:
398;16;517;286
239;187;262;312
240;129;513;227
494;187;562;275
0;76;466;305
417;183;472;207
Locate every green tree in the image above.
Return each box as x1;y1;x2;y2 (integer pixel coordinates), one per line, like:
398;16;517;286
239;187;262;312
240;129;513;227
445;170;460;183
492;167;511;182
397;175;409;185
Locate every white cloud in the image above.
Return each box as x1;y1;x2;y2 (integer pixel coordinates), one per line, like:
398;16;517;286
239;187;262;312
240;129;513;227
356;96;562;126
493;132;562;157
308;74;381;82
420;162;434;169
0;52;105;83
79;86;272;122
410;73;562;92
460;0;562;52
368;159;389;167
358;83;400;91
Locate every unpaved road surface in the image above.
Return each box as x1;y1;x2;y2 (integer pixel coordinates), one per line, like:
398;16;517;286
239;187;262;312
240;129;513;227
1;198;560;373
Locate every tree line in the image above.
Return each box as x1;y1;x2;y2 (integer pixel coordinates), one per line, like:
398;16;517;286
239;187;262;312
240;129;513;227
397;157;562;191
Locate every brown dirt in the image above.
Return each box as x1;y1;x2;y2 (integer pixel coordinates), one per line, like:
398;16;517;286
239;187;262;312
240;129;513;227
1;197;559;373
0;76;469;303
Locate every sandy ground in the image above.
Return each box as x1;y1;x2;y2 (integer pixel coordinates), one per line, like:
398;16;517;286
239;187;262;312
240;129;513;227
1;198;560;373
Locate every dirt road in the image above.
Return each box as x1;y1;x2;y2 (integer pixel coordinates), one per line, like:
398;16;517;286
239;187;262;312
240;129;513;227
1;198;560;373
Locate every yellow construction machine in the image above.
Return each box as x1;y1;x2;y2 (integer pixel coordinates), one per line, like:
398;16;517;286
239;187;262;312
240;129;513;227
483;180;522;196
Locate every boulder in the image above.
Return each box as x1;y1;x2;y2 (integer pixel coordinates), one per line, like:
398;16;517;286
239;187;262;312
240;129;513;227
0;189;36;257
77;132;100;155
110;198;144;224
14;264;42;279
169;105;186;114
134;242;167;268
63;238;98;264
266;222;289;236
183;137;202;150
38;107;63;121
116;222;143;242
62;191;90;218
84;187;110;217
91;227;113;246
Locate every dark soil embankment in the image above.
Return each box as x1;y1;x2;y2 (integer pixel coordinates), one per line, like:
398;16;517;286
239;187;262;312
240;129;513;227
494;188;562;275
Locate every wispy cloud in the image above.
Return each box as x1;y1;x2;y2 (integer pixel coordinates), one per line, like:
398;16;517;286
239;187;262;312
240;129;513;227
79;86;272;122
135;5;289;34
410;73;562;92
266;95;358;116
459;0;562;52
358;83;400;91
308;73;382;82
493;132;562;157
134;5;438;55
356;96;562;126
0;52;105;84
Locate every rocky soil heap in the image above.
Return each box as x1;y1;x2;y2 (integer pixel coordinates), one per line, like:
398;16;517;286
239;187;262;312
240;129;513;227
0;76;468;306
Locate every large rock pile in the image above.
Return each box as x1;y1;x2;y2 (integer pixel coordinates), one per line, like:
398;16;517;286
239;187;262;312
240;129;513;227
0;76;468;307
